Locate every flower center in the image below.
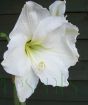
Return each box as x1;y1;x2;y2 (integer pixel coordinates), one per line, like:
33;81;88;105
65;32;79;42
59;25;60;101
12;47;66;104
25;40;46;72
25;40;43;56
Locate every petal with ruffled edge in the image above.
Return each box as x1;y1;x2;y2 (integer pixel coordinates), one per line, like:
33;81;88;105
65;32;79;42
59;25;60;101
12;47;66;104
41;22;79;67
33;17;79;67
49;0;66;16
15;69;39;102
9;1;50;39
31;51;69;87
64;23;79;58
31;21;79;87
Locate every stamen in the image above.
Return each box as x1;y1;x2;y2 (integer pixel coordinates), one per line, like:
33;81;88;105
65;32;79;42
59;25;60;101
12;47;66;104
37;61;46;71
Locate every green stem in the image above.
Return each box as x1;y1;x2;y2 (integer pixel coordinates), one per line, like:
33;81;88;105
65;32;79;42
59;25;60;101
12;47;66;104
14;85;20;105
14;85;26;105
20;102;26;105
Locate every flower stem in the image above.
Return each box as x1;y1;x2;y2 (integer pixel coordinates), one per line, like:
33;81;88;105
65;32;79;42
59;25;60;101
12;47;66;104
14;85;20;105
14;84;26;105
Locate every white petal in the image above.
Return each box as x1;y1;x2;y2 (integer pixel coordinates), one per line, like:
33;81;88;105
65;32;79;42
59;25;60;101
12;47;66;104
10;1;50;39
32;16;67;41
42;23;79;67
31;51;69;87
64;23;79;57
15;69;39;102
7;35;28;49
49;0;66;16
1;43;31;76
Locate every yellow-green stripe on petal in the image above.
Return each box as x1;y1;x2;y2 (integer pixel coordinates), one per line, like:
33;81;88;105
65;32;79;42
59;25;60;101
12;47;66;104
25;40;44;56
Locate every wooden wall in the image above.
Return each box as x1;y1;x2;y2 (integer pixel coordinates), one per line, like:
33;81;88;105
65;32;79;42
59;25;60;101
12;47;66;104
0;0;88;105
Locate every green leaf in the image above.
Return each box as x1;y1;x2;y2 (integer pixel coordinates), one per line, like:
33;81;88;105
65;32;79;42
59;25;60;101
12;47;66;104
0;33;7;37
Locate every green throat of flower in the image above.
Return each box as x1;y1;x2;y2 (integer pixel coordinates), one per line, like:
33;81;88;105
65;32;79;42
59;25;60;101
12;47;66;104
25;40;44;56
25;40;46;71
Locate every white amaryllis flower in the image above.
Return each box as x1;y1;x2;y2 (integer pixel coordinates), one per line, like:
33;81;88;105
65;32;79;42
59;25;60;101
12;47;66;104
1;0;79;102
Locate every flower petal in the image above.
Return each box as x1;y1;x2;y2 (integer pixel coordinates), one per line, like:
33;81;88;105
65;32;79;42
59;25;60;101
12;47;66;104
32;16;67;41
1;43;31;76
10;1;50;39
31;51;69;87
64;23;79;58
31;22;79;87
15;69;39;102
42;23;79;67
7;35;28;49
49;0;66;16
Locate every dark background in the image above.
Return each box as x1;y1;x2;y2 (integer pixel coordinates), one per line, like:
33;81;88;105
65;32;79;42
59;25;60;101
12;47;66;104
0;0;88;105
